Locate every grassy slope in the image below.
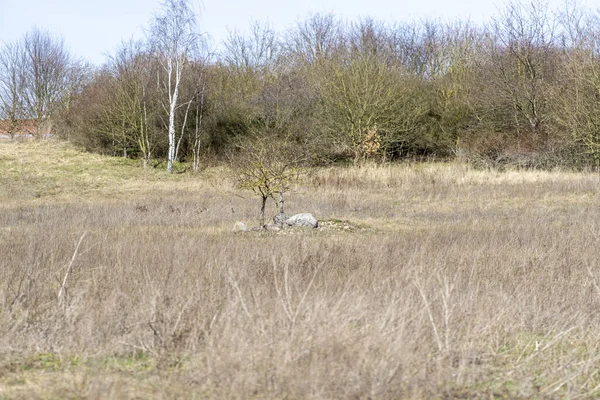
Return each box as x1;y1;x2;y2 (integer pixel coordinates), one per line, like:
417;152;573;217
2;139;600;398
0;140;225;202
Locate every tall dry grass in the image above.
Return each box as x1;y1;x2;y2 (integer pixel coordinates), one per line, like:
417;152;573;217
2;140;600;398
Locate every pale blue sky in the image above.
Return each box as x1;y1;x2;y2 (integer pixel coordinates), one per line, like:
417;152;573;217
0;0;595;65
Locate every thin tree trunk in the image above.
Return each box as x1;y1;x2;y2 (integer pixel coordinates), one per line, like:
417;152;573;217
168;98;177;173
167;61;180;174
193;82;205;173
175;99;193;161
260;196;267;228
278;192;284;214
141;89;151;169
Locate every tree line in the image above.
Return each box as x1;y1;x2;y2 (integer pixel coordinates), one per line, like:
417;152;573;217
3;0;600;170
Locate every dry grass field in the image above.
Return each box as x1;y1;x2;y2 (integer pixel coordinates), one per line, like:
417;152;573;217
2;139;600;398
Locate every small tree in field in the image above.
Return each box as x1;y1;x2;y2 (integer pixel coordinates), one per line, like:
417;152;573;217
233;133;304;228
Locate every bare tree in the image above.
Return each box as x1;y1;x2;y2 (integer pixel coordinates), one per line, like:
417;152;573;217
22;28;80;134
284;13;343;65
485;0;558;141
223;21;279;71
182;60;208;173
109;40;159;166
0;28;84;137
430;21;481;143
385;22;426;77
348;18;389;62
0;41;26;136
150;0;199;173
553;5;600;164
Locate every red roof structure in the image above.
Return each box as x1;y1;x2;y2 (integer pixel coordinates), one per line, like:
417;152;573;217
0;119;53;138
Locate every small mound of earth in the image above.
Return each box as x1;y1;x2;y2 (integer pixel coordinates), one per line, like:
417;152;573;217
317;219;365;232
233;218;371;235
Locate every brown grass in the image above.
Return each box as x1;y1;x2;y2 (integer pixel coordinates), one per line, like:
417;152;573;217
2;139;600;398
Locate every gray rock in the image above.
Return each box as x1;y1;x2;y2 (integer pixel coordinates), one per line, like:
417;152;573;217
273;212;290;227
265;223;281;232
285;213;318;228
232;221;249;233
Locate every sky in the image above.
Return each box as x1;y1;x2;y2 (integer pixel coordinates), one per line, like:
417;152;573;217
0;0;596;66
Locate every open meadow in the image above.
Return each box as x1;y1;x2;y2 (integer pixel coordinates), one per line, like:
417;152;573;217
2;139;600;398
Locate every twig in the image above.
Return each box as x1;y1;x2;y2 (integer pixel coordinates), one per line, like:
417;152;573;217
415;278;444;353
57;231;87;301
227;271;252;319
273;256;293;322
586;264;600;300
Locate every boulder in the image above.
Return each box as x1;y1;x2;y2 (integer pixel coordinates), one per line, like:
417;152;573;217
273;212;290;227
232;221;249;233
285;213;318;228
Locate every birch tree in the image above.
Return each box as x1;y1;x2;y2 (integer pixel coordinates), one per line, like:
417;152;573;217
150;0;198;173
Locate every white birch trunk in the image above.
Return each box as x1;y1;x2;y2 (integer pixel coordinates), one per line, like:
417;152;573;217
167;59;180;174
